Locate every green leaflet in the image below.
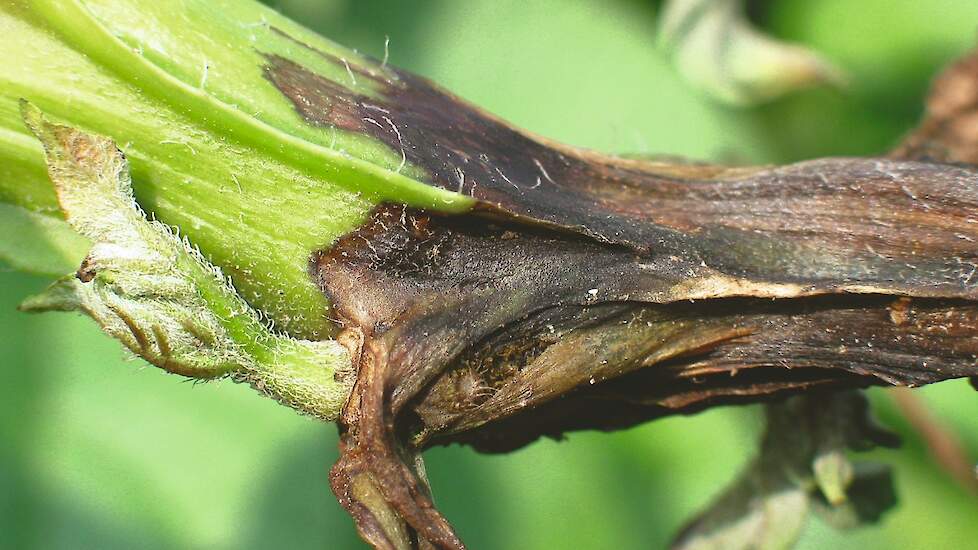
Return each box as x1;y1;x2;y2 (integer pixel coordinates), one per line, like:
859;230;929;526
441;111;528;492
19;105;353;420
0;202;89;276
0;0;474;339
658;0;846;106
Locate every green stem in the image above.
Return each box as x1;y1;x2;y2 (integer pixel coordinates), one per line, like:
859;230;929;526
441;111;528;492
30;0;470;211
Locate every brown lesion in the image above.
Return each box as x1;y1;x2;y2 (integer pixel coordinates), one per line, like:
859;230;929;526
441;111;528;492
76;255;97;282
265;29;978;549
316;206;978;548
267;31;978;302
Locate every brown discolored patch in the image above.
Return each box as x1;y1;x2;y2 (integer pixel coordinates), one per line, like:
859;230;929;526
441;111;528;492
315;205;978;548
267;31;978;302
267;36;978;549
888;297;912;326
76;255;97;282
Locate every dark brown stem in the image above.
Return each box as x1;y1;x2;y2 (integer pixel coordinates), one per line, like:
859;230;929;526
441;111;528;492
280;44;978;549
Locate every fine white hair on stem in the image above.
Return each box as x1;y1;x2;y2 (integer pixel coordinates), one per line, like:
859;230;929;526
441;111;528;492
362;117;384;131
363;103;391;114
455;166;465;193
200;57;209;89
495;166;518;189
342;58;357;87
383;116;407;173
533;158;555;185
241;14;268;29
159;139;197;156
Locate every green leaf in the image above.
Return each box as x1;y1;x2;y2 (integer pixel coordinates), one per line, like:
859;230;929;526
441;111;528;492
0;202;89;276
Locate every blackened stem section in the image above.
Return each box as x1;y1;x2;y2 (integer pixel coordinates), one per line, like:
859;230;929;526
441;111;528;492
276;38;978;549
317;204;978;549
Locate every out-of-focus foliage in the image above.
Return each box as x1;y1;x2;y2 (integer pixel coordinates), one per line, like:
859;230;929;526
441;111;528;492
1;1;977;549
659;0;846;106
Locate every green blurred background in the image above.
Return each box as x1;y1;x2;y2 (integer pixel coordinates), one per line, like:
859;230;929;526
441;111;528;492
2;1;978;548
